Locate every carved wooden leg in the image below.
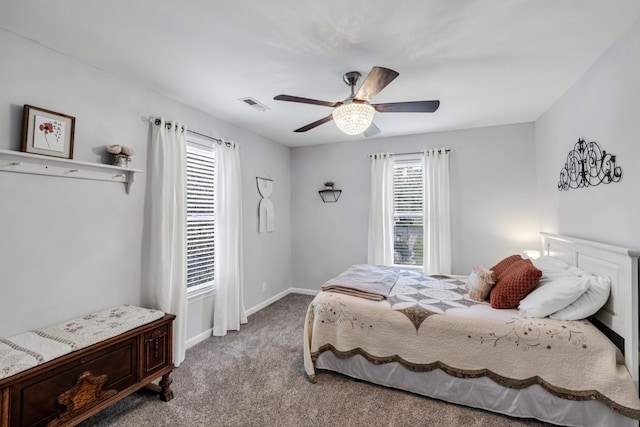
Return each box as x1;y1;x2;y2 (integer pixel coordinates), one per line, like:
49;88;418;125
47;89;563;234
1;388;9;427
159;372;174;402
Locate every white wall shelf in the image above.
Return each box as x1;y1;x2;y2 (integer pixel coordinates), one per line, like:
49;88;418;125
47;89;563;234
0;149;143;194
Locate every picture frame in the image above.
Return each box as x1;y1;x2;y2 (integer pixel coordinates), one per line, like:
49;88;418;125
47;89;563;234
21;105;75;159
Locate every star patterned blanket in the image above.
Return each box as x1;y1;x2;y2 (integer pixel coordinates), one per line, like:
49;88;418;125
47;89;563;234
304;268;640;420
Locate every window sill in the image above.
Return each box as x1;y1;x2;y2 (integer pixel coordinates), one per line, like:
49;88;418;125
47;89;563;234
188;285;216;303
393;264;423;270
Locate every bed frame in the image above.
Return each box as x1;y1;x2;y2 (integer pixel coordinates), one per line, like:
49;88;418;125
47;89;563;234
0;313;175;427
540;232;640;391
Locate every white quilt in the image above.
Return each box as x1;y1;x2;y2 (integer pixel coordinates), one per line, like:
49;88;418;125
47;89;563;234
304;268;640;420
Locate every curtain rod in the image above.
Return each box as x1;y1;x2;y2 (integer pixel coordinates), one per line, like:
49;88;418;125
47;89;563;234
368;149;450;158
154;118;235;146
188;129;226;145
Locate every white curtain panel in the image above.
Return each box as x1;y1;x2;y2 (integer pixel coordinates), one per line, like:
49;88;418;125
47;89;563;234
145;118;188;366
367;153;394;265
213;141;247;336
423;149;451;274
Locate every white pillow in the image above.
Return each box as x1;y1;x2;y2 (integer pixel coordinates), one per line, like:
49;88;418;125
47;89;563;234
518;275;590;318
550;276;611;320
530;256;590;288
531;255;570;272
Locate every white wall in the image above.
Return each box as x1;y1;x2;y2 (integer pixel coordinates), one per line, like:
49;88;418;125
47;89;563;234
291;122;539;290
8;10;637;341
535;18;640;248
0;30;292;339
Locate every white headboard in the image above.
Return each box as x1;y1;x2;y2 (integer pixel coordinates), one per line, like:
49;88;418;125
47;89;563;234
541;232;640;391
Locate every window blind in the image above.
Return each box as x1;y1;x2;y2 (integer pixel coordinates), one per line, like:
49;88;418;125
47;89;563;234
393;159;423;266
186;145;215;288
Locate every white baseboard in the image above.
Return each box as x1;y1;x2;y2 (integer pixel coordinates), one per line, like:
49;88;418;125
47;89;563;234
288;287;320;296
245;288;289;316
186;287;320;350
186;328;213;349
245;287;320;316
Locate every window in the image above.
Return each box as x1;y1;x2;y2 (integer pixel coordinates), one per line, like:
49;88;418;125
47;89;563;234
393;158;423;266
186;137;216;292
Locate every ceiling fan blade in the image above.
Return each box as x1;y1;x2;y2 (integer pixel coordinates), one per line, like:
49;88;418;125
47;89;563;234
274;94;339;108
363;122;381;138
373;100;440;113
293;114;334;132
354;67;399;101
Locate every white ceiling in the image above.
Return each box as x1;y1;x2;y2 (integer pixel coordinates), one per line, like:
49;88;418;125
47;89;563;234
2;1;640;147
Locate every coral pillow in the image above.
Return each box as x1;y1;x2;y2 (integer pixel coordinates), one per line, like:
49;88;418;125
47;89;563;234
490;255;523;279
490;259;542;309
467;265;496;302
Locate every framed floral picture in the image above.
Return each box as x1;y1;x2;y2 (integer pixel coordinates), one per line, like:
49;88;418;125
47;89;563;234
21;105;75;159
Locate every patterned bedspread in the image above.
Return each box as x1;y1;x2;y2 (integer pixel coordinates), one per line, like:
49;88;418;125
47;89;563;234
0;305;164;381
303;268;640;420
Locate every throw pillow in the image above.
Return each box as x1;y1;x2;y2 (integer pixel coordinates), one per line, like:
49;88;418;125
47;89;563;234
490;259;542;309
490;254;523;279
467;265;496;302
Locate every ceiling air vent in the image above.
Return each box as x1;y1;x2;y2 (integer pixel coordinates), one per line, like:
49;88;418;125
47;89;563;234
239;97;270;112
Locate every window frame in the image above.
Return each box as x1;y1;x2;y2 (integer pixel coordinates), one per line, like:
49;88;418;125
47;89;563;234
185;133;216;296
392;154;424;268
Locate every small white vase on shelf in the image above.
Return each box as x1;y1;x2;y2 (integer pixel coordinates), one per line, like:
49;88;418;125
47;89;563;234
113;154;130;168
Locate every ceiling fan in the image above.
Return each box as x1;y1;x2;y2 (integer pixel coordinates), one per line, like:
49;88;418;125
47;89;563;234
274;66;440;137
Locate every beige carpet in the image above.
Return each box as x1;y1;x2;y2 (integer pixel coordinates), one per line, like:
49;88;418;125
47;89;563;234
80;293;552;427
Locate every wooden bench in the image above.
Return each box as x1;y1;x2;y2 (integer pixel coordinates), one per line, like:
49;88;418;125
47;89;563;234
0;308;175;427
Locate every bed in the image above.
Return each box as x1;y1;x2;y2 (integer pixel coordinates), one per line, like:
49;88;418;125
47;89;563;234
303;233;640;426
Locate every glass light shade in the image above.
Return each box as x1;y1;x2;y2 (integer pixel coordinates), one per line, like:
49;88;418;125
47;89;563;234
332;102;375;135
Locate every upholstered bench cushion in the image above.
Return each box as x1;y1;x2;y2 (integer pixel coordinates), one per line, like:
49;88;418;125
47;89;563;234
0;305;164;381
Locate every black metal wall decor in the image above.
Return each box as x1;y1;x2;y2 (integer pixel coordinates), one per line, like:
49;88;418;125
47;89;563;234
558;139;622;191
319;189;342;203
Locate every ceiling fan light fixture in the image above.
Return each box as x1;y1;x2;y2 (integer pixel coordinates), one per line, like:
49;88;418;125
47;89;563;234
332;102;375;135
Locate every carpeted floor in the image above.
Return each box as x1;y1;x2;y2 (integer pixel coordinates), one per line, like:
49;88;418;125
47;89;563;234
80;293;552;427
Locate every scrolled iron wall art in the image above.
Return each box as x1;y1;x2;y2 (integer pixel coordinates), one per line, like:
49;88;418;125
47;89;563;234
557;139;622;191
